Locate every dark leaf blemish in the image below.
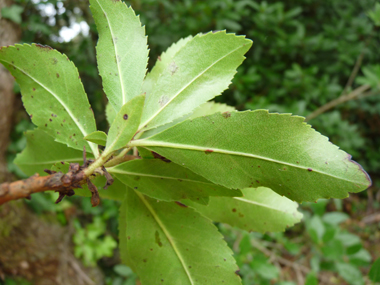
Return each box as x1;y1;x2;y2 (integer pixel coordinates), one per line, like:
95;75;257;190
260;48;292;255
123;114;128;120
205;149;213;154
307;168;313;172
175;201;188;208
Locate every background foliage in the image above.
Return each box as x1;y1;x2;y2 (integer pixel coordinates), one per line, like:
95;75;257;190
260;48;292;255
2;0;380;284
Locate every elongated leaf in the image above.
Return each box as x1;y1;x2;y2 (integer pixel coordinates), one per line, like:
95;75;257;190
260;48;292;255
0;44;98;155
84;131;107;146
108;159;241;204
131;110;371;202
105;102;116;126
186;187;302;233
139;31;252;130
121;189;241;285
119;193;132;267
141;101;235;138
90;0;148;112
14;129;87;176
105;95;144;155
143;35;193;97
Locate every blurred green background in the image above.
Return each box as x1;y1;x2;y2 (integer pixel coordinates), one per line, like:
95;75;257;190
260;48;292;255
1;0;380;284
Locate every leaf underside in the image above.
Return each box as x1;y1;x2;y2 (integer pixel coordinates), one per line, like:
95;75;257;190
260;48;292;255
120;189;241;285
0;44;98;155
15;129;88;176
187;187;303;233
140;31;252;131
105;94;145;154
109;159;242;204
132;110;371;203
90;0;148;112
141;101;235;138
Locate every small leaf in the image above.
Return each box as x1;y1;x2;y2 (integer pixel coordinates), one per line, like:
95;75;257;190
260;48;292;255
336;263;364;285
14;129;88;176
139;31;252;131
84;131;107;146
369;258;380;282
105;94;145;155
1;5;24;24
90;0;148;112
187;187;302;233
120;189;241;284
131;110;371;203
0;44;99;155
109;159;241;204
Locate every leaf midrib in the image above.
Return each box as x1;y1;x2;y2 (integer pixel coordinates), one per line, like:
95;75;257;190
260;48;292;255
0;58;98;155
130;139;365;185
233;196;299;216
109;168;218;185
95;0;126;106
139;42;247;130
16;158;83;165
135;190;194;285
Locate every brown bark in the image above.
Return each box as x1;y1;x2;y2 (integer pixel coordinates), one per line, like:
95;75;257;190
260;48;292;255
0;0;21;182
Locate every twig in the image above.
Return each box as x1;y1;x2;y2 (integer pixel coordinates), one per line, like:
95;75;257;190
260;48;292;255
305;84;370;122
343;51;365;94
251;239;331;284
0;171;82;206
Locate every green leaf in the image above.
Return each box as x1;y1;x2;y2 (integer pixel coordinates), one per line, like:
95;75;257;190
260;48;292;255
336;263;364;285
1;5;24;24
90;0;148;112
304;273;318;285
14;129;87;176
84;131;107;146
131;110;371;203
143;35;193;97
119;193;131;268
368;3;380;26
109;159;241;204
322;212;349;225
141;101;235;138
105;95;145;155
0;44;99;155
369;258;380;282
139;31;252;131
186;187;302;233
120;189;241;284
105;102;116;126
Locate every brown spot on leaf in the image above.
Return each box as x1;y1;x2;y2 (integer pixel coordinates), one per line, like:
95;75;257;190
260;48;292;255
158;55;161;61
222;111;231;118
232;208;236;212
123;114;128;120
56;73;60;78
204;149;213;155
307;168;313;172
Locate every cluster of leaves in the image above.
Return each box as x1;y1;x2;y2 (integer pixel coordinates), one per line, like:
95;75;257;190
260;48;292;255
0;0;373;284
